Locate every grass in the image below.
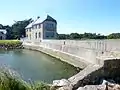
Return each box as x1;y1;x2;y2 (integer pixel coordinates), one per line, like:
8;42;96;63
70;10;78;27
0;66;52;90
0;40;22;49
0;40;21;45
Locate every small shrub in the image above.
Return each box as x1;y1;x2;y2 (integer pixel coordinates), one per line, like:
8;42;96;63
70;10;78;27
0;66;51;90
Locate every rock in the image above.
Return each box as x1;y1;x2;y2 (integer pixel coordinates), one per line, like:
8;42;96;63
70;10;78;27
53;79;73;90
107;79;116;83
112;84;120;90
102;80;108;85
57;86;73;90
77;85;106;90
77;87;84;90
101;80;115;86
53;79;71;87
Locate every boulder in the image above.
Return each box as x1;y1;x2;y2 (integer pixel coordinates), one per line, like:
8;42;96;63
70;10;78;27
53;79;73;90
57;85;73;90
53;79;71;87
77;85;106;90
101;80;115;86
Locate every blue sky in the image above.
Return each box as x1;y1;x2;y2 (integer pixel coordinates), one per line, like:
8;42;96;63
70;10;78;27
0;0;120;35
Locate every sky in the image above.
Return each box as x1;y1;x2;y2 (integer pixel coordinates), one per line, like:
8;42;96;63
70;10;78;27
0;0;120;35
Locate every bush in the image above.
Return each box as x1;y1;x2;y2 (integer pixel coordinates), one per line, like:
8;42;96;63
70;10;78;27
0;66;51;90
0;40;22;49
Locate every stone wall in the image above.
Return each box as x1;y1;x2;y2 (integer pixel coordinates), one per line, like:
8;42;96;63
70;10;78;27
22;39;120;89
22;39;120;66
23;44;90;68
41;39;120;63
69;58;120;89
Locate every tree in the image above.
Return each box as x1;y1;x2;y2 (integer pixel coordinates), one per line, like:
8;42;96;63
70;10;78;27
4;25;13;39
0;24;4;29
70;33;81;39
57;32;107;40
11;19;32;39
107;33;120;39
57;34;70;39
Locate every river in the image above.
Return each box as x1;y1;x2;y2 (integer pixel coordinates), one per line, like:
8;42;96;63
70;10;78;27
0;49;78;83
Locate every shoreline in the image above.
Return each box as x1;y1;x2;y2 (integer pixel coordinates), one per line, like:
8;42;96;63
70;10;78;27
0;40;23;49
22;41;120;90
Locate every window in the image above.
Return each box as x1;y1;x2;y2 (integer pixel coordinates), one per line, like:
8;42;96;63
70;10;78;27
26;34;28;37
39;24;41;28
39;32;41;38
30;34;31;40
37;25;39;29
45;32;54;38
46;23;54;30
35;33;37;39
29;28;31;32
33;25;36;29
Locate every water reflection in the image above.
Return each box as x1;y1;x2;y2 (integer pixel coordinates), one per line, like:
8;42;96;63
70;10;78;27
0;49;78;83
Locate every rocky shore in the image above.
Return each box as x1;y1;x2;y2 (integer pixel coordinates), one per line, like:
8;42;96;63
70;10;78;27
51;79;120;90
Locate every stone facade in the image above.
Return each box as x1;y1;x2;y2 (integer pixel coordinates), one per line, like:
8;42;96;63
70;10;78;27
25;15;57;42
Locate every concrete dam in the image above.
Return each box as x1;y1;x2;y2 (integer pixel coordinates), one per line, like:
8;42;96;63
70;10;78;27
23;39;120;89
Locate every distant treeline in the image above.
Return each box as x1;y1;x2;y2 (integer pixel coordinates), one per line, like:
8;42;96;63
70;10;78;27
0;19;120;40
57;33;120;40
57;33;107;40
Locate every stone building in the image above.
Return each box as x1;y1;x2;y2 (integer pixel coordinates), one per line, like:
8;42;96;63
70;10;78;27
25;15;57;42
0;29;7;40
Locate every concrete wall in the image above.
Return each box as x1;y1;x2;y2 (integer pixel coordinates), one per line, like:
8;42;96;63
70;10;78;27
39;40;107;65
23;39;120;68
23;44;90;68
22;39;120;89
41;39;120;52
42;39;120;57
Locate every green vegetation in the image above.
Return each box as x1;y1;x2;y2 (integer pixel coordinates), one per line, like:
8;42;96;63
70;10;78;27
57;33;120;40
57;33;107;40
0;40;22;49
1;19;120;40
0;66;52;90
0;19;32;39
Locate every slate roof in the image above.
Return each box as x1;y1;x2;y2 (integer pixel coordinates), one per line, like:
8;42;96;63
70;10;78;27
25;15;57;29
25;19;38;29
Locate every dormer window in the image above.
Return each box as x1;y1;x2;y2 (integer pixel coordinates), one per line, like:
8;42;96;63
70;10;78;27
39;24;41;28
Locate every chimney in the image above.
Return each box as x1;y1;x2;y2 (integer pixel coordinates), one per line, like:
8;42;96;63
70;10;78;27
37;16;40;19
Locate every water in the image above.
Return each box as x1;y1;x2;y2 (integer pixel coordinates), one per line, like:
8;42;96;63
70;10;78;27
0;49;78;83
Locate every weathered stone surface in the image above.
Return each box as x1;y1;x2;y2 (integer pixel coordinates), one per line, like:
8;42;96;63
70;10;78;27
77;85;106;90
101;80;115;86
56;85;73;90
77;83;120;90
53;79;73;90
53;79;71;87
